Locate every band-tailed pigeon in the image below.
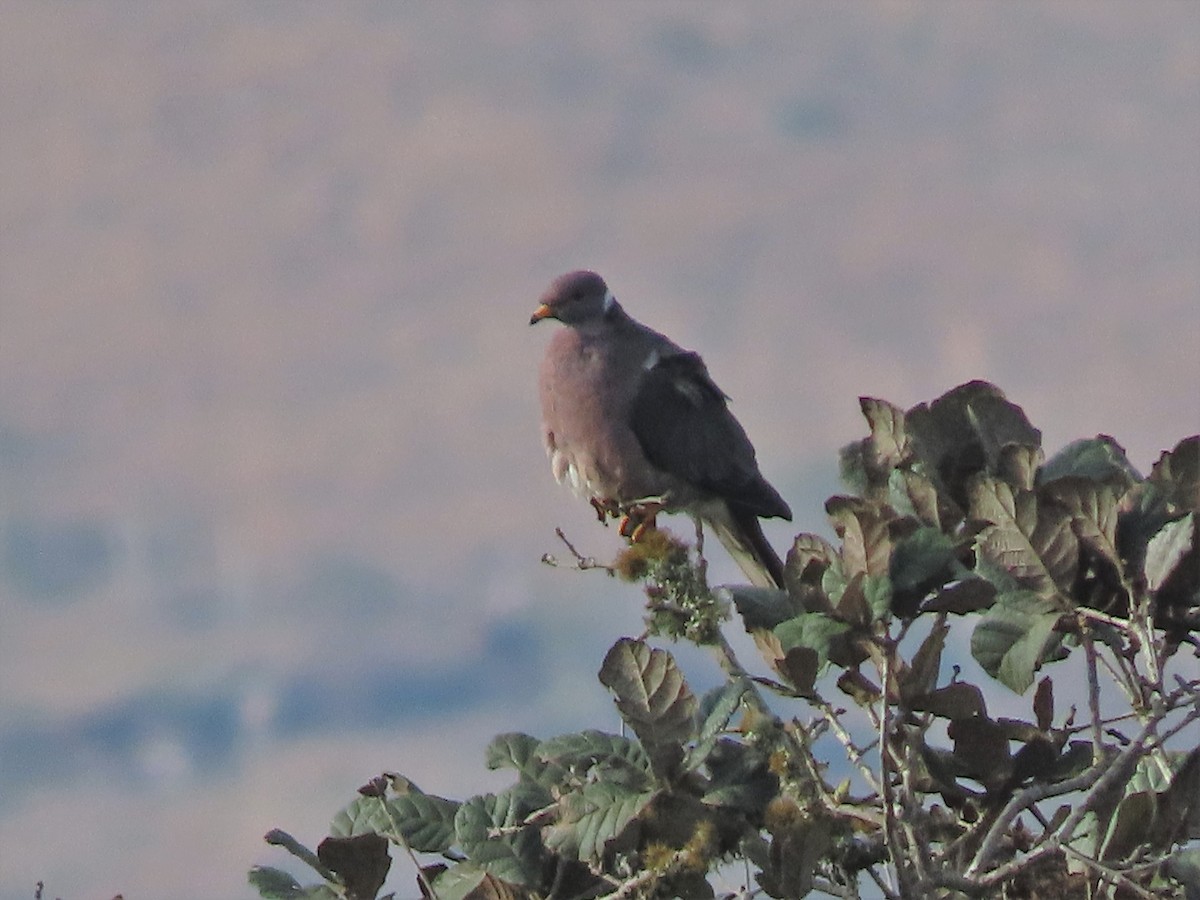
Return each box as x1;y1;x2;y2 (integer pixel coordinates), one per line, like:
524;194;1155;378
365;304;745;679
530;270;792;588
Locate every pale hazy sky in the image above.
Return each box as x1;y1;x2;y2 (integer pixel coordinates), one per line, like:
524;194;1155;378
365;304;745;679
0;3;1197;897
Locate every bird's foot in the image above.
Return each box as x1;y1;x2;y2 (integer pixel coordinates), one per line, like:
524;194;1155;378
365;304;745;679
590;497;621;523
619;500;666;543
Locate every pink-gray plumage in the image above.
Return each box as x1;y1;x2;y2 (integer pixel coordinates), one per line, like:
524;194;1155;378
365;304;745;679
530;270;791;588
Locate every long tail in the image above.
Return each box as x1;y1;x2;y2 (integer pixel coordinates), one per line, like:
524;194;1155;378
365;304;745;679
705;504;786;589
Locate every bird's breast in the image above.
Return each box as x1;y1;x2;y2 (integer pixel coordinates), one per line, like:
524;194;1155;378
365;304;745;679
538;334;655;502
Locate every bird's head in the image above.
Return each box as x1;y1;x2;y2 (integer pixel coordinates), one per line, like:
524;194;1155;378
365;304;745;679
529;270;617;326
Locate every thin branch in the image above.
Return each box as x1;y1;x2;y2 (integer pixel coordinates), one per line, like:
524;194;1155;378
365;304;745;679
1059;843;1159;900
597;843;697;899
899;726;933;885
810;696;884;796
1079;617;1106;762
541;527;615;574
692;516;708;583
1055;692;1196;849
786;719;885;830
706;628;754;682
811;875;858;898
878;638;912;896
963;760;1111;879
1061;710;1140;736
1132;591;1163;690
1095;641;1143;712
865;863;901;900
1076;606;1136;632
376;797;441;900
1146;700;1200;750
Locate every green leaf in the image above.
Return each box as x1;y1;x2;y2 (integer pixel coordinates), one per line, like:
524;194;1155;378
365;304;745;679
545;782;657;863
826;495;894;577
1038;436;1140;487
861;396;912;471
902;619;948;700
758;808;833;899
1033;676;1054;732
1100;790;1157;862
835;571;874;626
888;468;942;528
428;862;489;900
775;612;852;668
248;867;307;900
485;733;565;795
688;680;749;769
820;553;848;605
890;526;958;613
536;730;652;790
264;829;335;881
485;733;540;773
779;646;820;696
864;573;893;622
905;381;1041;504
997;443;1041;491
1149;747;1200;850
948;715;1012;792
723;584;800;630
1144;513;1196;593
703;739;778;815
454;791;546;885
538;729;646;766
1165;847;1200;897
784;533;839;589
970;591;1063;694
923;578;996;615
317;834;390;900
598;639;697;749
840;397;912;495
838;439;870;495
1149;435;1200;514
911;682;987;720
331;791;460;854
970;477;1078;599
1122;438;1200;579
1042;477;1126;573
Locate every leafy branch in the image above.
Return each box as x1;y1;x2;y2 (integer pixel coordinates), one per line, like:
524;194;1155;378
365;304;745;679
252;381;1199;899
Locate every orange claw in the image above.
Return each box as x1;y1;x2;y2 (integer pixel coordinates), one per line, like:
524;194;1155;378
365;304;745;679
590;497;620;523
618;500;666;542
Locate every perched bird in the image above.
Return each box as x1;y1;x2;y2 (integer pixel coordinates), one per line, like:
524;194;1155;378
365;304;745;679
530;270;792;588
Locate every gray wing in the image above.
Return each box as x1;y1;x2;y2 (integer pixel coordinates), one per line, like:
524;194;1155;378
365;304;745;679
629;351;791;520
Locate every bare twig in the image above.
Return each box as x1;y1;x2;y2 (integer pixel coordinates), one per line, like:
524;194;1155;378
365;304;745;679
1145;700;1200;751
899;725;933;885
597;844;692;899
811;875;858;898
1076;606;1135;632
542;527;615;574
963;762;1108;879
692;516;708;583
786;719;885;830
865;864;901;900
376;796;441;900
1079;617;1106;762
965;684;1200;882
810;696;884;796
1133;592;1163;690
877;638;911;895
1059;843;1160;900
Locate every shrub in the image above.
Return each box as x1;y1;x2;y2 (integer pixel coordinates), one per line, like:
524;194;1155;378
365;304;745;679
252;381;1199;899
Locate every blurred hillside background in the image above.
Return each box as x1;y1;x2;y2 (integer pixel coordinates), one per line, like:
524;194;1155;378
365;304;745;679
1;2;1197;897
